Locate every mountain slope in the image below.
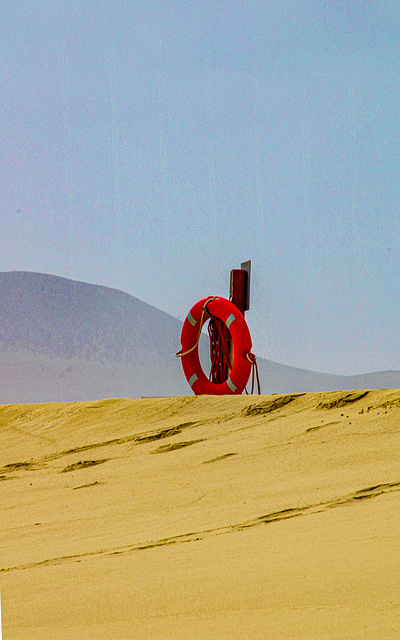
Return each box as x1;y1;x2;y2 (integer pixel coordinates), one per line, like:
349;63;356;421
0;271;180;365
0;271;201;402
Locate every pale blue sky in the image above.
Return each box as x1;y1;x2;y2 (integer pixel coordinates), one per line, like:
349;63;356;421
1;0;399;375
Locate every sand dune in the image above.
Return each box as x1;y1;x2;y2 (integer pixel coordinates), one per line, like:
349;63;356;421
1;390;400;639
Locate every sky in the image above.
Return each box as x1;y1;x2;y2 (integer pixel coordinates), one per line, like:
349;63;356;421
1;0;400;375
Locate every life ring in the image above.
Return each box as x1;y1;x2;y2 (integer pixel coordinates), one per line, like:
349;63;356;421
178;296;252;395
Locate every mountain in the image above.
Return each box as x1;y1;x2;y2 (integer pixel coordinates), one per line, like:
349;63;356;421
1;271;399;404
0;271;190;402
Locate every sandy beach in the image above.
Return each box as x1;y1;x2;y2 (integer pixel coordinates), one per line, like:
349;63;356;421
1;390;400;638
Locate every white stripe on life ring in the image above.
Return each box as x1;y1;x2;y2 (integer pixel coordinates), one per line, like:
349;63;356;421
187;311;197;326
188;373;198;388
226;377;237;393
226;313;235;328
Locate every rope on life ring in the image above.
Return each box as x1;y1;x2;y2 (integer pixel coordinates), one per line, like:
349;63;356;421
176;296;258;395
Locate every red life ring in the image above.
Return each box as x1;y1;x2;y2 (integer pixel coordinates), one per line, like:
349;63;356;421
178;296;252;395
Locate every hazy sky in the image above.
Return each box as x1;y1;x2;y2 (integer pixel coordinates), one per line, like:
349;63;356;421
1;0;400;375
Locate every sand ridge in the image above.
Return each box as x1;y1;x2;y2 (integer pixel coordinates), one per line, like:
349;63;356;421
1;390;400;638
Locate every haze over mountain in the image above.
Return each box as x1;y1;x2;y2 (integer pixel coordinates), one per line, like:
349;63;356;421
1;271;400;404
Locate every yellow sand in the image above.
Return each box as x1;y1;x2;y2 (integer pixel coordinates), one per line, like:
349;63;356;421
1;390;400;639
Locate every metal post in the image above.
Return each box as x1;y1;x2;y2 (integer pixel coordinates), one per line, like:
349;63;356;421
228;260;251;371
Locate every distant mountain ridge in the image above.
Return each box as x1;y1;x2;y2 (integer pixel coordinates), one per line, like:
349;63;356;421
0;271;179;365
1;271;399;404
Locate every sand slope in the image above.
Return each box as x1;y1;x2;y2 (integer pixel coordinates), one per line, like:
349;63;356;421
1;390;400;639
